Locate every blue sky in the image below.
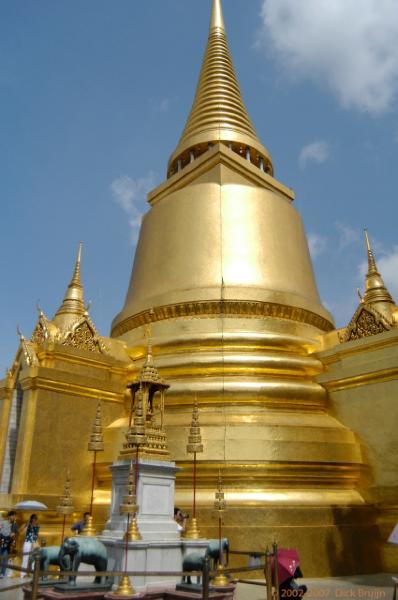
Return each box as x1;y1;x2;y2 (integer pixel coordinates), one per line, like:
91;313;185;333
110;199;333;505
1;0;398;373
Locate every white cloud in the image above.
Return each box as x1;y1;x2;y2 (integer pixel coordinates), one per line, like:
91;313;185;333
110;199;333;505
150;97;172;113
110;172;156;241
359;259;368;281
299;141;330;169
335;222;360;250
259;0;398;114
378;247;398;299
158;98;170;112
308;233;327;259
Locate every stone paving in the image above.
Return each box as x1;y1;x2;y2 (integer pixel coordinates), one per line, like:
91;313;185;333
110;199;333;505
0;573;396;600
235;574;396;600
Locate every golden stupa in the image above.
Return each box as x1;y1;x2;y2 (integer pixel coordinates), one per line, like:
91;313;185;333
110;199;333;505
0;0;397;577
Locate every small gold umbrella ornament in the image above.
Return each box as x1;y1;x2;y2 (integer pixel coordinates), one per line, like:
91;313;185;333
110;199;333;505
57;470;75;544
114;385;148;597
113;462;140;597
185;400;204;539
82;401;104;537
113;575;136;597
120;462;142;542
212;471;229;587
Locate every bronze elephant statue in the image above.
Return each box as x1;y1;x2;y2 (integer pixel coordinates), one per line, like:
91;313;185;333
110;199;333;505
38;546;69;579
58;537;108;585
182;553;206;584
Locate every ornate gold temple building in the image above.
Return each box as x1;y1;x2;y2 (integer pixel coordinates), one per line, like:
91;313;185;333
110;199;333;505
0;0;397;576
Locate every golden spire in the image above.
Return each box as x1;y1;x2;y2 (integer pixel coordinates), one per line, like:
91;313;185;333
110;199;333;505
120;462;142;541
54;243;85;328
144;322;154;367
88;401;105;452
120;462;138;515
57;469;75;515
363;230;394;304
187;400;204;454
214;470;226;512
139;320;167;385
341;230;397;342
126;387;147;448
168;0;273;177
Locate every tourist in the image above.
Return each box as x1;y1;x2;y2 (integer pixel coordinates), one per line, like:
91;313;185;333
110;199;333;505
71;512;90;534
174;507;188;533
20;514;40;572
0;511;18;578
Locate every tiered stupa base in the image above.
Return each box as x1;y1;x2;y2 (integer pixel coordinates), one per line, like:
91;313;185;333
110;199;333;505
106;315;377;576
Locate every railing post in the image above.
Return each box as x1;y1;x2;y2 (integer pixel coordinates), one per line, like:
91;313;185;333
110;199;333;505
273;541;279;600
31;549;41;600
202;555;210;600
265;548;273;600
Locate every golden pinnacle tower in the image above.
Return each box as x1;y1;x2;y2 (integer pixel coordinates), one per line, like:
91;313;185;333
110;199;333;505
342;230;398;341
111;0;369;572
54;243;85;330
167;0;273;178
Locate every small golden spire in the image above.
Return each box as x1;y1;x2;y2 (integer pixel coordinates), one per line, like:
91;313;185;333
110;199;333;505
364;229;378;275
168;0;273;177
363;230;394;304
185;400;204;540
57;469;75;515
187;400;204;454
88;401;105;452
140;317;167;385
126;387;148;447
212;469;229;587
54;243;85;327
341;230;397;343
71;242;82;287
214;470;226;512
120;462;138;515
144;321;154;367
120;462;142;541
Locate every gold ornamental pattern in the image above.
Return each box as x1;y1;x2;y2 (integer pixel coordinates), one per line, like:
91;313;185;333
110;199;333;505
31;322;46;346
344;307;388;342
63;321;102;353
112;299;334;337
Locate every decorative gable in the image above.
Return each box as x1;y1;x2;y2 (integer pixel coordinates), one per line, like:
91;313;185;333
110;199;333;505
341;305;390;343
31;311;59;347
62;317;105;354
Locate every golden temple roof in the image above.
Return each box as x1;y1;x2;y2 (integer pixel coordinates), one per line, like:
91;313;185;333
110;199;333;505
167;0;273;178
342;230;398;342
53;243;86;329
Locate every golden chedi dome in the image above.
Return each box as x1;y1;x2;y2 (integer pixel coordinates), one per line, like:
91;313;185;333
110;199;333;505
111;0;368;575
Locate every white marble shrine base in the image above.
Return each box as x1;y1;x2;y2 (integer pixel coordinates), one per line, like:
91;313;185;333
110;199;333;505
103;460;180;541
101;539;210;592
101;458;211;592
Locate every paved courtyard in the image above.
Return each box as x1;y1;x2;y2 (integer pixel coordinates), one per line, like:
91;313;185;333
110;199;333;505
0;573;395;600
